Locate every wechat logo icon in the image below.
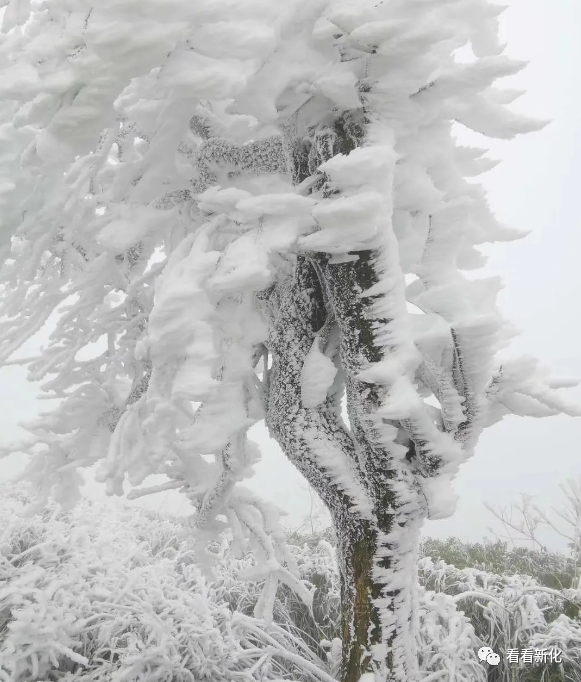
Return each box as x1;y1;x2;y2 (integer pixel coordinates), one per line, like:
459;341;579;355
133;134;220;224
478;647;500;666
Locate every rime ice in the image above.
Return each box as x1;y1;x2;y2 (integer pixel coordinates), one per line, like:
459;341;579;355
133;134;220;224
0;0;578;680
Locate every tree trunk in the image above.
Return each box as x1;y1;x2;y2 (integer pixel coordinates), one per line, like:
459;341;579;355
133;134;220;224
313;247;428;682
338;518;381;681
261;253;427;682
260;112;430;682
335;507;424;682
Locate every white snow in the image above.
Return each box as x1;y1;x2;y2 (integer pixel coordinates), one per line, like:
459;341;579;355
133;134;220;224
198;186;252;213
236;193;317;217
358;674;376;682
96;208;166;252
162;48;247;99
314;63;362;110
301;337;338;408
302;192;385;252
318;145;398;191
208;232;272;293
0;63;40;100
420;474;459;521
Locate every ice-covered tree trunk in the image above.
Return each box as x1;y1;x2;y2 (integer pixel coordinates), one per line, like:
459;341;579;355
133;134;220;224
336;517;423;682
260;112;429;681
263;249;425;681
323;251;426;682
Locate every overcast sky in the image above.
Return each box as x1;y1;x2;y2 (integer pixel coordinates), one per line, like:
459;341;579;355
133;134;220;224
1;0;579;551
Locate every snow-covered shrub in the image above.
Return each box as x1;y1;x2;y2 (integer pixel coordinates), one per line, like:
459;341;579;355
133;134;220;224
2;482;579;682
223;532;486;682
529;614;581;681
0;484;333;682
211;530;341;676
237;532;581;682
417;590;485;682
419;556;581;682
212;528;484;682
421;537;577;592
286;534;340;646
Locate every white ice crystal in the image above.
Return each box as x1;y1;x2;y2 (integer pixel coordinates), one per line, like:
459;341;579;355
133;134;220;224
301;337;338;408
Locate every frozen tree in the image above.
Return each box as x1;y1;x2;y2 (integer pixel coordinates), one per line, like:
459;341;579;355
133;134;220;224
0;1;579;681
487;478;581;574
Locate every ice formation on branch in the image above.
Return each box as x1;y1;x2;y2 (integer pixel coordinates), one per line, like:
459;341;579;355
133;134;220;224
0;0;577;680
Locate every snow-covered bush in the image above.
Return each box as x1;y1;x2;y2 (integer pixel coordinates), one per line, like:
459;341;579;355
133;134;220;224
2;483;580;682
212;533;342;678
218;531;581;682
419;556;581;682
0;484;333;682
421;537;577;593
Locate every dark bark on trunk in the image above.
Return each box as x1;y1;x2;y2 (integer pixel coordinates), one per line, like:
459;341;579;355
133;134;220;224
314;250;422;681
338;520;381;682
261;110;428;682
261;252;425;682
261;255;369;523
335;510;424;682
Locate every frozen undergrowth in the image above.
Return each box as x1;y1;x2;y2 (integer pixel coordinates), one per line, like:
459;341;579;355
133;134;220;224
0;485;332;682
1;485;579;682
418;556;581;682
